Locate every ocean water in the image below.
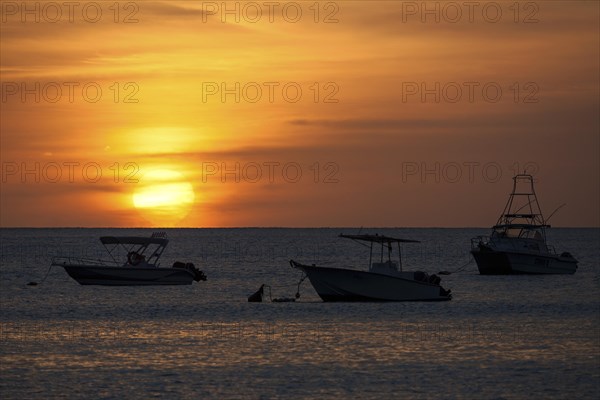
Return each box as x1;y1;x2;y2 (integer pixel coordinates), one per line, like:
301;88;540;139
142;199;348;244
1;228;599;399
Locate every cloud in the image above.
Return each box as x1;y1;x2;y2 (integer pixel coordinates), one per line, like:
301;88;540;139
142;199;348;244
1;0;598;227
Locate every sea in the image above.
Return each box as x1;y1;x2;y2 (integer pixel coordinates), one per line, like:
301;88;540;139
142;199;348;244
1;228;599;399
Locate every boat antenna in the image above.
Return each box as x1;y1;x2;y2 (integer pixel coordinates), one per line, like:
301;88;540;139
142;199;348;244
546;203;567;224
513;199;535;214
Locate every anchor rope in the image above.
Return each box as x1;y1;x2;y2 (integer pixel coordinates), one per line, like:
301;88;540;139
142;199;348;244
440;255;475;275
264;271;307;302
295;272;308;299
28;264;54;286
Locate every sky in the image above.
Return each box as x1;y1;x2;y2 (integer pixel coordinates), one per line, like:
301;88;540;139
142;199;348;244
1;0;598;227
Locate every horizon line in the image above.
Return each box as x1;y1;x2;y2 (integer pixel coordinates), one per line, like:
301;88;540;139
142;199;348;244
1;226;598;229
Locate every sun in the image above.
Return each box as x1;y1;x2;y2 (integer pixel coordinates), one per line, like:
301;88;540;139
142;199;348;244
132;169;195;226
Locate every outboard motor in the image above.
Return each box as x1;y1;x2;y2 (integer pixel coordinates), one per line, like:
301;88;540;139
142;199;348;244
173;261;207;282
185;262;207;282
428;274;441;285
414;271;427;282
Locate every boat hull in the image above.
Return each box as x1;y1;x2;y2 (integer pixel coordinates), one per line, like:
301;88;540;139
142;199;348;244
61;265;196;285
296;265;450;302
471;249;577;275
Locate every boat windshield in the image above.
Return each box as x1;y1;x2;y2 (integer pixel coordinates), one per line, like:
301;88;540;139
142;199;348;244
492;226;544;240
521;228;544;240
493;227;518;238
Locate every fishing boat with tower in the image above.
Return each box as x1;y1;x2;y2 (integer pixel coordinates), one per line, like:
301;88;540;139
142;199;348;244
471;174;577;274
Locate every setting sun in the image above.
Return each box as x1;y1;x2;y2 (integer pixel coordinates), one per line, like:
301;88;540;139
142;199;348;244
132;169;195;225
0;0;597;228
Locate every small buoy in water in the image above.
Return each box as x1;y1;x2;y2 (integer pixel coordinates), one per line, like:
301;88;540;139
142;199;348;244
248;284;265;302
27;282;38;286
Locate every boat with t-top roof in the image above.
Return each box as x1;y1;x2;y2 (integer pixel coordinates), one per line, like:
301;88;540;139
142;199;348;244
52;232;207;285
290;233;451;302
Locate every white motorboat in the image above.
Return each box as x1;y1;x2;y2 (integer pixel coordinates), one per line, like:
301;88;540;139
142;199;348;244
471;174;577;275
52;232;207;285
290;234;451;302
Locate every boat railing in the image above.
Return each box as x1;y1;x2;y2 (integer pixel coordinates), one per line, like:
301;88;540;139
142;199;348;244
473;234;558;255
51;256;121;267
472;235;520;250
471;236;489;249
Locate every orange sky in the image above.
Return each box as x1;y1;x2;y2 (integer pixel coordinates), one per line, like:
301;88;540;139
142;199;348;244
1;1;598;227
